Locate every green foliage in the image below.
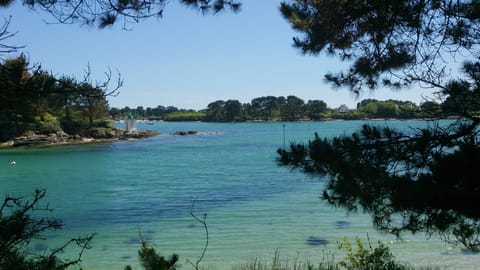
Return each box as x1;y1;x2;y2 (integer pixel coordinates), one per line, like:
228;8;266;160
204;96;332;121
307;100;328;120
359;103;378;116
33;113;62;133
225;99;244;121
163;111;206;122
98;119;116;128
375;102;398;118
138;241;178;270
205;100;228;121
0;189;94;270
204;99;246;121
278;120;480;251
111;96;470;123
338;237;407;270
35;120;62;134
420;101;443;118
279;0;480;252
284;95;305;120
124;236;178;270
0;56;116;141
1;189;181;270
357;100;421;119
342;110;366;120
232;244;438;270
111;106;182;121
280;0;480;94
17;0;240;28
37;112;57;122
397;104;419;119
358;101;399;118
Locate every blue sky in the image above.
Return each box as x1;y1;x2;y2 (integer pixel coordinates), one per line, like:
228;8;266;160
5;0;432;110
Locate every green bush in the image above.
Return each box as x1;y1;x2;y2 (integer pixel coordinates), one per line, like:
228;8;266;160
92;119;115;128
343;111;367;120
0;189;94;270
125;240;178;270
36;120;62;133
338;237;410;270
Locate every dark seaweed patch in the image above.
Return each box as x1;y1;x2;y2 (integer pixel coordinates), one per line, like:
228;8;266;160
335;220;350;229
120;255;132;261
305;236;328;246
124;235;153;245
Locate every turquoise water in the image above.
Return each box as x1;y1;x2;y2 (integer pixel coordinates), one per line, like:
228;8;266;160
1;120;479;269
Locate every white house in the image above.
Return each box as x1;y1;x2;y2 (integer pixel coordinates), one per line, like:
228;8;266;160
337;104;350;113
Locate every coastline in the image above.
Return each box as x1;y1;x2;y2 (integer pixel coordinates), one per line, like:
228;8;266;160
1;117;454;149
0;128;159;149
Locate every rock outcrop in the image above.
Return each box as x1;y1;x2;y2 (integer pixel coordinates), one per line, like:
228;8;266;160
173;130;198;136
1;128;159;148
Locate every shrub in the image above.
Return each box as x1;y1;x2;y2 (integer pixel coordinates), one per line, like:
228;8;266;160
124;236;178;270
0;189;94;270
338;237;409;270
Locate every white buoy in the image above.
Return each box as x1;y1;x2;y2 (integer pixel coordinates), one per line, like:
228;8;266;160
10;161;16;165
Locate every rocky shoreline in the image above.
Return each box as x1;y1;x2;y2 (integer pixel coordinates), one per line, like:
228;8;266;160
0;128;159;148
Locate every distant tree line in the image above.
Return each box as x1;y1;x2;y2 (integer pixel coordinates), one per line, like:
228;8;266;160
111;95;460;122
109;105;201;121
204;95;325;121
0;55;119;141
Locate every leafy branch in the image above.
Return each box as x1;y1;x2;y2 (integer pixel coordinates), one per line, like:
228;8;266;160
0;189;95;269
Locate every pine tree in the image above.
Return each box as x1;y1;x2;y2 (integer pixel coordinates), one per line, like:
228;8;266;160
278;0;480;251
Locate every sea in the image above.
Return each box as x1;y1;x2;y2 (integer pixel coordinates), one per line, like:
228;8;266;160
1;120;479;269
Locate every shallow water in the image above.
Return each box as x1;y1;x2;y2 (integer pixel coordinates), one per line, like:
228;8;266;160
0;120;478;269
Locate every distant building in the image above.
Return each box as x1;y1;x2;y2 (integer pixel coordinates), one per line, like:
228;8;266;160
337;104;350;113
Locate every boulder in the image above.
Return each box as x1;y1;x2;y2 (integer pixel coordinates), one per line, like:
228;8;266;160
2;128;158;147
173;130;198;136
13;133;52;146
